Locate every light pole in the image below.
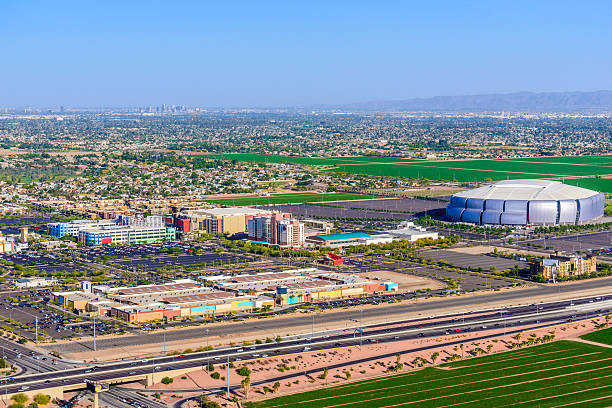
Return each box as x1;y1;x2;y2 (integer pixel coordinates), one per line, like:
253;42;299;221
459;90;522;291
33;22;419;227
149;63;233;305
206;328;209;371
226;354;230;400
93;315;96;352
35;316;38;345
163;331;166;354
311;313;315;338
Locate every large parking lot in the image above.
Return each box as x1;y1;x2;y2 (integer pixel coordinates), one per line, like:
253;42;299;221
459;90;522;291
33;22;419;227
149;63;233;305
2;252;58;266
256;203;416;220
112;252;249;269
0;290;124;341
422;249;529;272
325;198;447;213
79;242;198;260
526;231;612;255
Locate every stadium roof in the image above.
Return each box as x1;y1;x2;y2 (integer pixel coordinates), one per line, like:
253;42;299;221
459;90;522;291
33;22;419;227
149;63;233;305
453;179;599;201
314;232;370;241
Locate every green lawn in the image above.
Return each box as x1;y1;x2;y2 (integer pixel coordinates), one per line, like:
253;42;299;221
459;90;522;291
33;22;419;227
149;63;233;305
251;341;612;408
581;326;612;346
204;192;380;206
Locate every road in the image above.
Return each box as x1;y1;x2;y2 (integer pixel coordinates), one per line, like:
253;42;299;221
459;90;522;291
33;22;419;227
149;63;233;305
0;337;75;374
4;293;612;397
43;277;612;354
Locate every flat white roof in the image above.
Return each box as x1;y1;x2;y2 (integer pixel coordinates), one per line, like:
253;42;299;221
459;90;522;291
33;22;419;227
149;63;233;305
453;179;600;201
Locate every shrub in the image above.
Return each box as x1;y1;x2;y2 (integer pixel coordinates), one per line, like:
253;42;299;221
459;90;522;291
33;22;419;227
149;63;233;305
34;394;51;405
210;372;220;380
12;394;28;404
161;376;173;385
238;366;251;377
9;403;24;408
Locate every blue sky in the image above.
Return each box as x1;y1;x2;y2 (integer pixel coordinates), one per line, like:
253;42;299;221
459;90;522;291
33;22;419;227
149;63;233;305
1;1;611;107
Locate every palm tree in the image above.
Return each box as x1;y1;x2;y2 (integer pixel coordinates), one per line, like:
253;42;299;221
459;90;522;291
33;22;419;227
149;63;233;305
272;381;280;394
241;376;251;399
431;352;440;364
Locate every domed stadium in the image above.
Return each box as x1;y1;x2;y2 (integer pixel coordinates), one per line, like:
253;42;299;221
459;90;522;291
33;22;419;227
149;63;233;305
446;179;604;225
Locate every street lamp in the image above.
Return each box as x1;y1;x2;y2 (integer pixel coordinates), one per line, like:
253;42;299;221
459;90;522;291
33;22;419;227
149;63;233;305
93;315;96;352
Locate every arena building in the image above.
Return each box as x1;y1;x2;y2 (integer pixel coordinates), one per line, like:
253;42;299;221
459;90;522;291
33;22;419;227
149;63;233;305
446;179;604;226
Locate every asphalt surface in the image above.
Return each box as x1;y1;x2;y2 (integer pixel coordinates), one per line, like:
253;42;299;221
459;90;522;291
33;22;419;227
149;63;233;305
5;293;612;397
43;277;612;354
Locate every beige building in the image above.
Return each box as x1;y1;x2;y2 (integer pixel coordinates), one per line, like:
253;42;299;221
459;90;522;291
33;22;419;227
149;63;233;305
183;207;273;235
533;252;597;281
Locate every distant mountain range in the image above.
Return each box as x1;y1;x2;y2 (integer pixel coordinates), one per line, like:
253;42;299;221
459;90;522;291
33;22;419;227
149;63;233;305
332;91;612;112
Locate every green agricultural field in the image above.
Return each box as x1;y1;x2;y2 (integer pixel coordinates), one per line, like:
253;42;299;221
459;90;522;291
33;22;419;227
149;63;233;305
507;155;612;165
205;153;612;182
561;178;612;193
251;341;612;408
413;159;609;176
204;192;380;206
202;153;417;166
581;326;612;346
329;162;559;182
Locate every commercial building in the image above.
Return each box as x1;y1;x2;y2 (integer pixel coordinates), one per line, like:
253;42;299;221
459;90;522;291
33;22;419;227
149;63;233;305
162;292;274;318
205;268;399;306
77;224;176;246
248;213;305;248
116;214;165;227
48;219;114;238
108;291;276;323
385;223;439;241
93;280;208;304
0;233;14;254
276;272;398;305
52;291;104;311
305;232;395;248
109;303;180;323
447;179;605;226
14;277;56;288
182;207;273;235
533;252;597;281
211;270;315;293
301;219;333;234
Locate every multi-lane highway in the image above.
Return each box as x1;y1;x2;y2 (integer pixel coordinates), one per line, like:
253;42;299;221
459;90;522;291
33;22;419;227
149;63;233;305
44;277;612;354
3;293;611;398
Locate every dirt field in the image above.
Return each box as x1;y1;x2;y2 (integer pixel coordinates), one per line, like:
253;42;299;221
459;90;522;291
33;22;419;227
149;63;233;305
447;245;549;257
361;270;445;291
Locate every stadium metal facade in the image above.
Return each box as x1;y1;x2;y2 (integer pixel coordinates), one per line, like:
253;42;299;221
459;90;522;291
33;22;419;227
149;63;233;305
446;179;604;225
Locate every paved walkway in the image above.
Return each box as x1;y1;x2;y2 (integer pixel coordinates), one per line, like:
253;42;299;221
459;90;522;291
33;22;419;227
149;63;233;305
568;337;612;349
